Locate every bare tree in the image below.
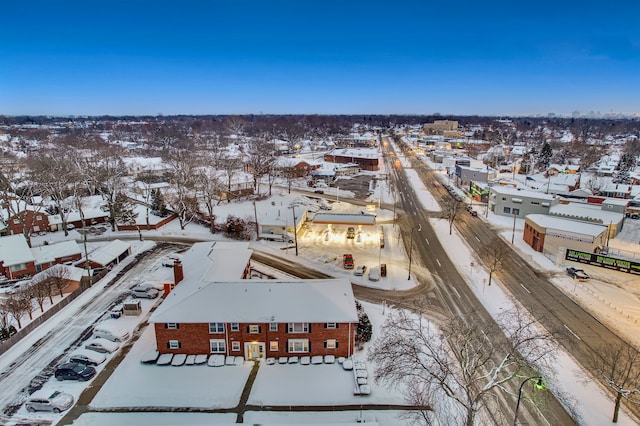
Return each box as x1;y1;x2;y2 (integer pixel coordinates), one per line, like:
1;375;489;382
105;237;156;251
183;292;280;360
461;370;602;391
194;168;223;234
245;137;277;194
28;154;78;236
442;196;465;235
0;168;44;247
590;343;640;423
28;279;52;313
369;307;559;426
3;292;30;329
43;265;71;298
482;236;505;287
166;153;199;230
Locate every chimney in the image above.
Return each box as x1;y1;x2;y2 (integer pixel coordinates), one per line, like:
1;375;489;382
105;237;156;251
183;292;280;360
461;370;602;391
173;260;184;285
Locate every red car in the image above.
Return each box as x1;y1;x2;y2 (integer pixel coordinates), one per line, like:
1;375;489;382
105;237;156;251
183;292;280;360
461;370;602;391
343;254;354;269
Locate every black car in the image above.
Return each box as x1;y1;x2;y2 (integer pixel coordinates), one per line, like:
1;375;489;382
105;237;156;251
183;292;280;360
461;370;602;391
314;189;324;194
55;362;96;381
566;267;590;281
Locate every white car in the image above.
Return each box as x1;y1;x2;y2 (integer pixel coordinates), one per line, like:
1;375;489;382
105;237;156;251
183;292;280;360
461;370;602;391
85;338;120;354
368;267;380;282
130;285;159;299
25;391;74;413
69;349;106;366
354;265;367;276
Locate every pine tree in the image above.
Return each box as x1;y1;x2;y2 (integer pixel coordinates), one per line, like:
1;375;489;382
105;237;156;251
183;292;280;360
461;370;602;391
536;141;553;171
151;188;168;217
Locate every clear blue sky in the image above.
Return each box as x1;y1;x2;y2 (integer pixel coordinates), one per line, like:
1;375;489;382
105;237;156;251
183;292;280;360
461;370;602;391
1;1;639;116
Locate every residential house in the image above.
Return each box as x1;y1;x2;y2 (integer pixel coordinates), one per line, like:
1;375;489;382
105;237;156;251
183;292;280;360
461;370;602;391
31;240;83;273
0;234;36;279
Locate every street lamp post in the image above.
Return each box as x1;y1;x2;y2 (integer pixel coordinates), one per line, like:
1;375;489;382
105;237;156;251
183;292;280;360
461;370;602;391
290;205;299;256
513;376;544;425
407;223;422;280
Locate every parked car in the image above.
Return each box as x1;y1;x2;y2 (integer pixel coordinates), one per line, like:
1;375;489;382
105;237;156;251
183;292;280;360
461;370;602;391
346;227;356;239
25;391;74;413
314;189;324;194
368;267;380;282
468;210;478;217
566;267;590;280
343;254;354;269
109;304;124;319
354;265;367;276
68;349;106;366
85;338;120;354
55;362;96;381
94;326;129;342
130;285;159;299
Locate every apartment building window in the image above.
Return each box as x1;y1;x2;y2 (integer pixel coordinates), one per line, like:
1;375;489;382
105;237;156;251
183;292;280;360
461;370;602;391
325;339;337;349
270;341;278;351
36;215;42;220
287;323;309;333
165;323;179;329
209;323;224;333
168;340;180;349
248;324;261;334
503;207;511;214
325;323;337;329
269;322;278;331
210;339;226;353
287;339;309;353
231;323;239;331
232;341;240;351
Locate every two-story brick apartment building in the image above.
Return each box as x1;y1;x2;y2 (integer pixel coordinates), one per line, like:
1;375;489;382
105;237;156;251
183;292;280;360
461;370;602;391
149;241;358;361
150;279;358;360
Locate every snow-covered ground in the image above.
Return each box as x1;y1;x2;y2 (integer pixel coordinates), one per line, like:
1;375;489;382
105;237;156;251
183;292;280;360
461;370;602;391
6;141;640;425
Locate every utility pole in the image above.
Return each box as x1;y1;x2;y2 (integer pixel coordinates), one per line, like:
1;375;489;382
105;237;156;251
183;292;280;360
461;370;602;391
291;205;299;256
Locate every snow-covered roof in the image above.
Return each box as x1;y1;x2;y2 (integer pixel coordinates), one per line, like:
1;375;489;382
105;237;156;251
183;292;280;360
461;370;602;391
312;213;376;226
32;264;85;283
31;240;82;265
88;239;130;266
181;241;252;282
330;148;378;159
602;198;630;207
550;203;624;224
526;214;608;237
490;185;556;200
149;279;358;324
0;234;35;267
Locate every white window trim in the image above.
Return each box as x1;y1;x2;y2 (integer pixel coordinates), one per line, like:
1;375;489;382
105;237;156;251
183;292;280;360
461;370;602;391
210;339;226;353
288;338;309;353
231;341;240;351
326;322;337;329
287;322;309;333
269;322;278;331
249;324;260;334
168;340;180;349
231;323;239;331
209;323;224;334
270;341;278;351
326;339;337;349
166;323;178;329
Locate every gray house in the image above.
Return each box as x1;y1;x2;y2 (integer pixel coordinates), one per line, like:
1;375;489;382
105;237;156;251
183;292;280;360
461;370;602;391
489;186;557;218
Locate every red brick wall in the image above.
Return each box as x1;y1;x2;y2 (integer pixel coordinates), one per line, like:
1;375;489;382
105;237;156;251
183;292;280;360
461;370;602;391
155;322;356;358
8;210;49;236
1;261;37;279
116;213;178;231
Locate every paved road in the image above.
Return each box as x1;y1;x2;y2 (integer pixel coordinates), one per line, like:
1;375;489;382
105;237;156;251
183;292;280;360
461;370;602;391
0;244;177;424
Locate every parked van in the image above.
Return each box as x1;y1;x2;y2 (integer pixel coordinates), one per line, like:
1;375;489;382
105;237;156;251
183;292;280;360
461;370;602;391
93;326;130;342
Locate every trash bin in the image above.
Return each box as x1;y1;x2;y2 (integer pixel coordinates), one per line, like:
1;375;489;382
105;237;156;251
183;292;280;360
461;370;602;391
380;264;387;277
